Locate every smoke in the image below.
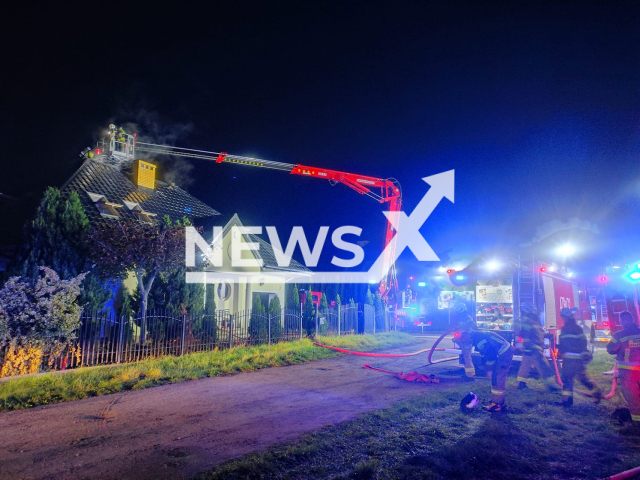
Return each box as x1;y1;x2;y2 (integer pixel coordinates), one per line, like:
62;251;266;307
106;109;196;188
162;159;195;188
520;217;600;247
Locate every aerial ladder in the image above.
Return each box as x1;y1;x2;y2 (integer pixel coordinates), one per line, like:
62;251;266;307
93;125;402;304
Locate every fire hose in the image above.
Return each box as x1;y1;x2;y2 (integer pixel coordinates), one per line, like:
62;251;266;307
603;465;640;480
312;329;459;365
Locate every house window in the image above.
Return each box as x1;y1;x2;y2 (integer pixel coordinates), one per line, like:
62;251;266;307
217;282;232;301
123;201;156;224
87;193;122;219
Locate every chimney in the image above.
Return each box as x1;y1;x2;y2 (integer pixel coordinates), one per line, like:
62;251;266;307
133;160;156;190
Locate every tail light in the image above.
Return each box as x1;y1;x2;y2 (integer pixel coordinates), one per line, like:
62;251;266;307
517;336;523;343
95;149;101;155
454;332;461;339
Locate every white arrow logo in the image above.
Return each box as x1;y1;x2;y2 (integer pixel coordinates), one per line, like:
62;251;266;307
367;170;455;281
186;170;455;285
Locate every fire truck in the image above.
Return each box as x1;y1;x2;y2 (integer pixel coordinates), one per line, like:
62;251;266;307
445;257;592;344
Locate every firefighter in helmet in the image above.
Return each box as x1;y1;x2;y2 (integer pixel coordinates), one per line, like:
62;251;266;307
516;303;558;391
558;307;602;407
116;127;126;151
453;302;476;379
455;324;514;412
607;310;640;423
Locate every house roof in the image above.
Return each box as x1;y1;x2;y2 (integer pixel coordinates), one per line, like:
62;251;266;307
61;159;220;226
201;213;310;273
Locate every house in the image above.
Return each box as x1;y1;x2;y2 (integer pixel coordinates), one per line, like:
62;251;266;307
61;157;310;315
199;214;312;317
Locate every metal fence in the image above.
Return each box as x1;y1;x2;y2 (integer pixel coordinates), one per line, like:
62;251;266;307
49;304;389;370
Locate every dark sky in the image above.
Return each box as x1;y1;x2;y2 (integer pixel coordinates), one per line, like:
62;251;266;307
1;1;639;281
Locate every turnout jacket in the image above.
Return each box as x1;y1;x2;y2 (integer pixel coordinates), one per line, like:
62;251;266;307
520;317;545;354
558;322;589;360
607;324;640;370
468;331;512;365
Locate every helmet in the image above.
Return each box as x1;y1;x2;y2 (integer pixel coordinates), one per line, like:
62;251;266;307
560;308;573;320
620;311;635;326
570;307;579;317
460;392;479;413
453;303;468;314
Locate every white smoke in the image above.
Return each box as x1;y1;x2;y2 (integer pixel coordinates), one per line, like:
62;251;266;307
520;218;600;247
105;109;196;188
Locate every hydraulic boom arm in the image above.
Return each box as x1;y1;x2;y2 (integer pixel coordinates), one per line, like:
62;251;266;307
110;136;401;301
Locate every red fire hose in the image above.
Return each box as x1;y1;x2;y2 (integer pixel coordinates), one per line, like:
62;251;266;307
312;343;437;357
604;465;640;480
313;329;459;365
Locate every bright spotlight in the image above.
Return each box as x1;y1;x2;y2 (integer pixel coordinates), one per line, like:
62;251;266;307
558;244;576;257
631;272;640;281
486;261;500;271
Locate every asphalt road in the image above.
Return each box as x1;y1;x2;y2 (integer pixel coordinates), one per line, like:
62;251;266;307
0;335;461;480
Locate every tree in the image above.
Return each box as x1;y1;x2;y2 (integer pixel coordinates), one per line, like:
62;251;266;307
205;284;217;312
87;218;186;334
374;291;385;331
320;292;329;310
365;287;374;306
287;283;300;310
249;295;267;344
14;187;110;309
268;295;283;340
303;290;316;336
0;267;86;376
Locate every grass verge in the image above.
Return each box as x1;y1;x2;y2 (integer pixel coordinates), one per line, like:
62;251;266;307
197;352;640;480
0;332;417;412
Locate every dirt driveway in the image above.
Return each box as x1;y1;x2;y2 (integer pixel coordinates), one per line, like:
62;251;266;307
0;336;459;480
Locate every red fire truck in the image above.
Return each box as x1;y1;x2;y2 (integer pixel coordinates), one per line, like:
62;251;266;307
446;258;591;343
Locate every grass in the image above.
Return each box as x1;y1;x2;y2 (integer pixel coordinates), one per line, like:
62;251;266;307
0;332;417;412
196;352;640;480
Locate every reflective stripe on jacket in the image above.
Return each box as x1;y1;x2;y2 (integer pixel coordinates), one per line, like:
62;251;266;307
558;322;588;360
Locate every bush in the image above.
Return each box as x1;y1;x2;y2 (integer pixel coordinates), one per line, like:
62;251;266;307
0;267;85;376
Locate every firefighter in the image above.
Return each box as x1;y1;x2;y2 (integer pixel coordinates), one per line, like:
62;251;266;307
470;330;514;411
606;310;640;423
116;127;126;152
453;303;476;379
558;307;602;407
516;303;557;391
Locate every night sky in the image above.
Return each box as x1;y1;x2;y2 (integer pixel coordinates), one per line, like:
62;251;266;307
1;1;639;281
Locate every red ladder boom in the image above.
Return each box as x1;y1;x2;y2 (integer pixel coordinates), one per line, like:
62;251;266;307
130;140;402;301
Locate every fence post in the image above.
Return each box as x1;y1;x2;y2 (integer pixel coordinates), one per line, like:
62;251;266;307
300;303;303;340
181;315;187;356
116;315;124;364
338;304;341;337
373;311;376;336
229;314;234;349
315;308;318;339
268;312;271;345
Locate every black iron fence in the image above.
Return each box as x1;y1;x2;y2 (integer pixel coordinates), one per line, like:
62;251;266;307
47;304;390;370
